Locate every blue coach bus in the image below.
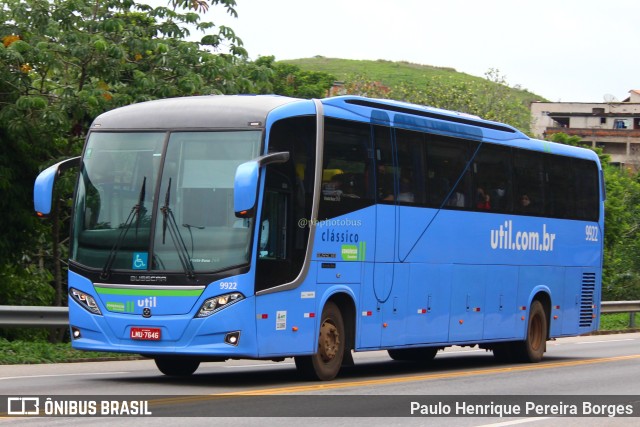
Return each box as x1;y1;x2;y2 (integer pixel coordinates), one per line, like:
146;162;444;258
34;95;604;380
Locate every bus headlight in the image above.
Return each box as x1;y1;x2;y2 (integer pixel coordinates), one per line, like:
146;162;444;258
195;292;244;318
69;288;102;315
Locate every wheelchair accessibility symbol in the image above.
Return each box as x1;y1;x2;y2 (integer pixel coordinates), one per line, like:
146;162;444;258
132;252;148;270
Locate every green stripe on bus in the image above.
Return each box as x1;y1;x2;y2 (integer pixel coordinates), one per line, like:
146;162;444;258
95;287;203;297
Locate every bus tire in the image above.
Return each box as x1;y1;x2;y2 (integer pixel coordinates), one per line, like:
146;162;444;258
294;301;345;381
388;347;438;363
516;300;547;363
154;357;200;376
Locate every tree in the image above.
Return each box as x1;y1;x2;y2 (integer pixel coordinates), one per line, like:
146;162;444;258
0;0;267;327
255;56;335;98
600;165;640;300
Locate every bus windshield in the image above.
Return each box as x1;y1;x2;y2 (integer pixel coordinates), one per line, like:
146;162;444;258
71;131;262;275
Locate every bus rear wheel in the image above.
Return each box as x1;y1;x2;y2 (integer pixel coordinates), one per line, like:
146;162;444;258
388;347;438;363
154;357;200;376
295;301;345;381
515;300;547;362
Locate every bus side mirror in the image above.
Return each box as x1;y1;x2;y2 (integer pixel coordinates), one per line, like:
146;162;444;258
234;160;260;218
34;156;81;217
234;151;290;218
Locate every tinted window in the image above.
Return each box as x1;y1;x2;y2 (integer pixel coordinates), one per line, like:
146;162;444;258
427;136;474;208
472;144;512;212
374;125;395;203
572;158;600;221
256;116;316;291
546;154;600;221
318;119;375;219
545;154;574;219
318;121;600;222
395;129;474;208
513;150;545;215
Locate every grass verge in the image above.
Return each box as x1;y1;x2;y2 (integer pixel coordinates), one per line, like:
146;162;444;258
599;312;637;331
0;338;140;365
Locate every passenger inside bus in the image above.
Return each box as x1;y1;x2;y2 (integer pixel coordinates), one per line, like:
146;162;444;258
476;187;491;210
397;170;415;203
518;193;532;212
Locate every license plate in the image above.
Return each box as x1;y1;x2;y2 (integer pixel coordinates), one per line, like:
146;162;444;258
130;327;161;341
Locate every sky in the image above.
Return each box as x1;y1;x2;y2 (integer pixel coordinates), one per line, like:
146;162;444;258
148;0;640;103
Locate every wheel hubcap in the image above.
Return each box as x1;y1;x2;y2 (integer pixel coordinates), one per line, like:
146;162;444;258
319;319;340;362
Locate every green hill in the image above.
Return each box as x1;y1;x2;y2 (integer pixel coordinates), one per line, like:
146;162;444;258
279;56;547;132
281;56;546;104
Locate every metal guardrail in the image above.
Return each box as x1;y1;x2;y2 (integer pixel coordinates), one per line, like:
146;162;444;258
0;305;68;327
602;301;638;327
600;300;640;314
0;301;638;328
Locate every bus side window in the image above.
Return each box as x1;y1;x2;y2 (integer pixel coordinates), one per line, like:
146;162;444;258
395;128;425;205
426;137;473;209
513;150;545;215
545;154;573;218
374;126;395;203
255;115;316;292
258;189;288;259
472;144;512;213
318;119;374;219
572;158;600;221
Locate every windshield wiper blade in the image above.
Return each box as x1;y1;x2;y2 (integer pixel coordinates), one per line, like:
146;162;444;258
160;178;196;280
135;177;147;236
100;177;147;280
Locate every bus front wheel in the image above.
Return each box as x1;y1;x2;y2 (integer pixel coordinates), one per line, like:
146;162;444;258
154;357;200;376
295;301;345;381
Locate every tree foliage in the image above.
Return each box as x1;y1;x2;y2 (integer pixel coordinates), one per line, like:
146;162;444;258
0;0;271;317
255;56;335;98
600;166;640;300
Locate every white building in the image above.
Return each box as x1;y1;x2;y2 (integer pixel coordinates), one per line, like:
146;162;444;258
531;90;640;168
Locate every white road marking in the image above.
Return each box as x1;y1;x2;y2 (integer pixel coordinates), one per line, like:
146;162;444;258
476;417;551;427
0;372;129;381
576;339;634;344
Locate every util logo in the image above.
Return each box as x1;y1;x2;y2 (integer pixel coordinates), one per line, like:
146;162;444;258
137;297;157;308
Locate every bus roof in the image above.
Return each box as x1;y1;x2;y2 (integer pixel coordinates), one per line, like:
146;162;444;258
322;96;600;164
90;95;300;130
88;94;600;165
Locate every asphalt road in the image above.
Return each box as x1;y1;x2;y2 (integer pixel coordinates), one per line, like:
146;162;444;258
1;332;639;426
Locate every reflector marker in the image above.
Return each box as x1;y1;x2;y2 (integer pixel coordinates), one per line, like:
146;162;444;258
362;311;373;317
257;314;268;319
417;309;427;314
303;312;315;318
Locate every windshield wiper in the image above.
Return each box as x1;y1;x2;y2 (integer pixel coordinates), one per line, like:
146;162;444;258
160;178;196;279
100;177;147;280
